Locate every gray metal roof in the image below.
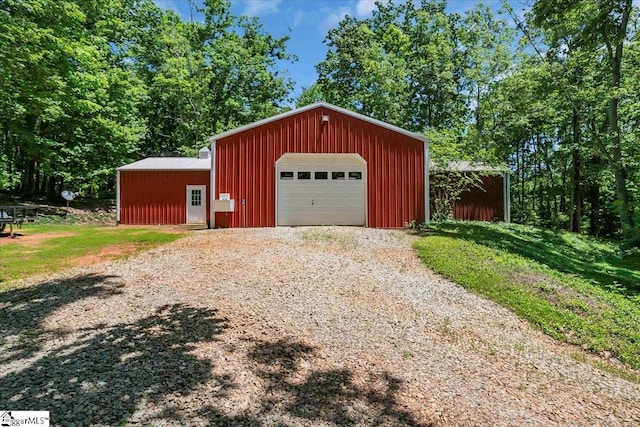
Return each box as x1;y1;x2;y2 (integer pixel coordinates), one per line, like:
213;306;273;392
117;157;211;171
430;161;510;173
208;102;428;143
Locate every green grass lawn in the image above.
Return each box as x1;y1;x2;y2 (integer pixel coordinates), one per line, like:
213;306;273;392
0;224;185;287
414;221;640;374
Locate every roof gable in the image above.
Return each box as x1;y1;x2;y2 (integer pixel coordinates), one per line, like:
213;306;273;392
208;102;428;143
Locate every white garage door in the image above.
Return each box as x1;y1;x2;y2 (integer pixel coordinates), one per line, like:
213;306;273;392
276;153;366;226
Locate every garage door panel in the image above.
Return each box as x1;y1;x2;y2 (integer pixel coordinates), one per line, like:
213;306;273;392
277;154;366;226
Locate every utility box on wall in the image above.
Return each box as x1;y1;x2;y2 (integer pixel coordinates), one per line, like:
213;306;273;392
212;199;235;212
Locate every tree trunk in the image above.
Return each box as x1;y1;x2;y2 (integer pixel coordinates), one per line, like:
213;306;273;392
47;176;58;201
570;147;581;232
520;140;525;223
560;153;567;214
21;159;36;197
606;0;633;229
569;109;581;232
589;183;600;236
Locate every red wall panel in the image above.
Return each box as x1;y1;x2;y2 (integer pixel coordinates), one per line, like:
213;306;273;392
119;170;210;225
214;106;425;228
453;175;504;221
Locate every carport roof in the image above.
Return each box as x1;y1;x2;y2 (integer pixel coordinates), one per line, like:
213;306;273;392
430;161;510;173
117;157;210;171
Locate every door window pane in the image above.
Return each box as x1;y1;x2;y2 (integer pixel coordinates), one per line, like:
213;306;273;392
298;171;311;180
191;189;202;206
280;171;294;180
315;171;328;180
332;171;345;180
349;171;362;180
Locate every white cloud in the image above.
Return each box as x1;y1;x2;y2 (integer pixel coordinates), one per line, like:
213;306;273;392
293;10;305;27
355;0;390;17
242;0;282;16
320;6;352;32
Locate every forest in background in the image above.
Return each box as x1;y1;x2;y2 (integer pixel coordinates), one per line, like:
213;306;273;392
1;0;639;241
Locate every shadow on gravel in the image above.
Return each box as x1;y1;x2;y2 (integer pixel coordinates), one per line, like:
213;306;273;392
0;273;123;362
241;338;433;426
1;276;432;425
0;304;229;426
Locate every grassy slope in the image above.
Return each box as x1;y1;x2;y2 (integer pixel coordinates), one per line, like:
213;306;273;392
0;224;184;286
413;222;640;372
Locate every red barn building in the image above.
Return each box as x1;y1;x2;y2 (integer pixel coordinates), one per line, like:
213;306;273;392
117;103;509;227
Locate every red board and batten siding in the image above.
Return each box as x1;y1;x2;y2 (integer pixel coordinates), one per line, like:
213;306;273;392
119;170;209;224
453;175;504;221
214;106;425;228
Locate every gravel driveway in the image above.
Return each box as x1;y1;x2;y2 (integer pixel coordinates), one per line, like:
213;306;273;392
1;227;639;426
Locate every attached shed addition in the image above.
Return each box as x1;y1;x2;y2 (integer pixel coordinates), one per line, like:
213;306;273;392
117;150;211;225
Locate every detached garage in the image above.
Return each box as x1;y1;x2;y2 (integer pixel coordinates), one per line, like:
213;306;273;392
210;103;427;228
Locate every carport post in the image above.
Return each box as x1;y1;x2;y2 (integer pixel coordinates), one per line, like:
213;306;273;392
504;171;511;223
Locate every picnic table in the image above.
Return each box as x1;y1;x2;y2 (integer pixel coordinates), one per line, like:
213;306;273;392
0;206;38;237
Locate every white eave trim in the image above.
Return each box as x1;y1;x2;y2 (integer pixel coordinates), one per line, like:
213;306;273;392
116;168;211;171
207;102;428;143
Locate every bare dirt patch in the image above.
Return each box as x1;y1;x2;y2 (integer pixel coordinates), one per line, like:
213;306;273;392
0;231;76;246
71;244;139;267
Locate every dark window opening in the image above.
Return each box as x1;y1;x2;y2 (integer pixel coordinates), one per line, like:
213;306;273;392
332;171;345;180
280;171;294;180
315;171;328;180
349;171;362;180
298;171;311;180
191;190;202;206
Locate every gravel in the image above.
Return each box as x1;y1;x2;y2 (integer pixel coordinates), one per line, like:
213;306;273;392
1;226;639;426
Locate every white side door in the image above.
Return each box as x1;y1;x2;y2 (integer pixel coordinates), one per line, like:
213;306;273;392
186;185;206;224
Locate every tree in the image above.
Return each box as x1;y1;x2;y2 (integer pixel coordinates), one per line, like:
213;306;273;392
532;0;637;230
0;0;294;199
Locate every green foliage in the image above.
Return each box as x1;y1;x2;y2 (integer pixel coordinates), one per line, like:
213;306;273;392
315;0;515;149
0;225;184;284
0;0;294;199
296;84;326;107
414;221;640;370
429;171;485;221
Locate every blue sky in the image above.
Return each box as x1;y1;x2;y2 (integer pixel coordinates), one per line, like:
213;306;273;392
153;1;531;98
